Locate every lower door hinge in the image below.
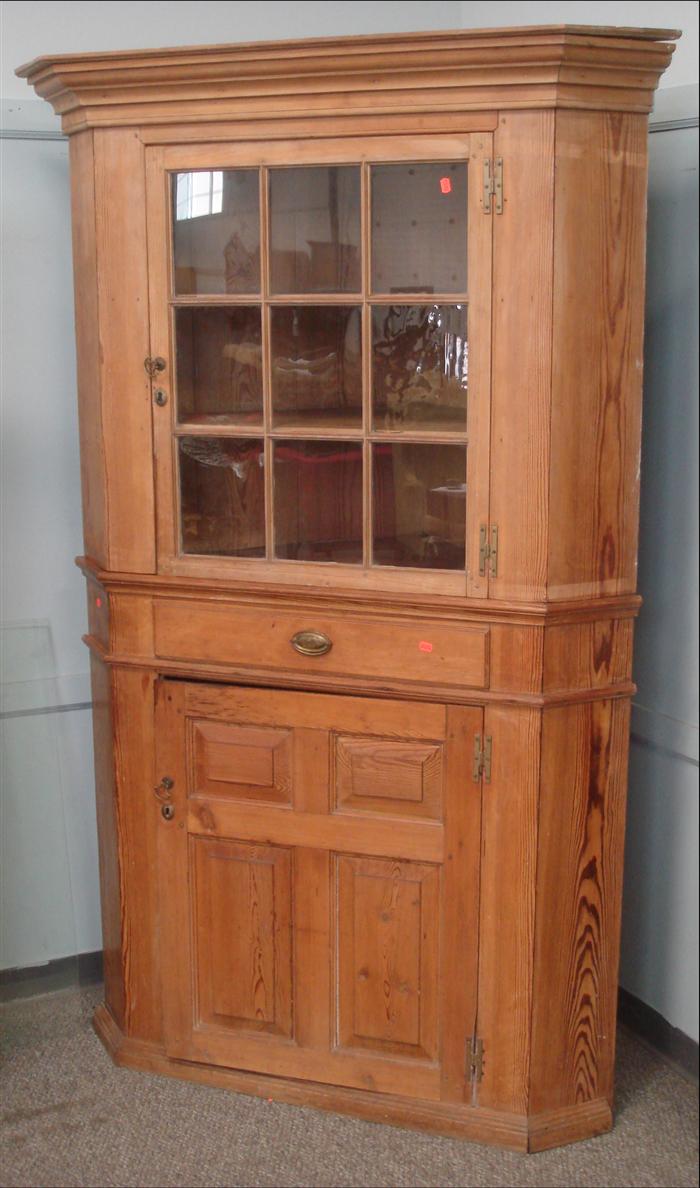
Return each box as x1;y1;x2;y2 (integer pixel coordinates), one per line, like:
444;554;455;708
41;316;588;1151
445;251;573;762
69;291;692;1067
479;524;498;578
468;1036;485;1084
483;157;504;214
473;734;493;784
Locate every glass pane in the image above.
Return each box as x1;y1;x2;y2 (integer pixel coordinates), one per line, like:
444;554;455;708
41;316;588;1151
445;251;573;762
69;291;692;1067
274;440;362;562
371;162;467;294
179;437;265;556
372;305;467;432
373;442;466;569
269;166;361;294
172;169;260;295
271;306;362;430
175;307;263;426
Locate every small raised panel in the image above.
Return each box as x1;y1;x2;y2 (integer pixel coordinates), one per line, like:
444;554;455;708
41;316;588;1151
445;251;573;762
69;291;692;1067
188;719;292;805
334;735;442;820
336;855;439;1061
191;837;292;1037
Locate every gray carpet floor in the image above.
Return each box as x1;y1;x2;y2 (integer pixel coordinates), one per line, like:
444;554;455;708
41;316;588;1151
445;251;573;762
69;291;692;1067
1;986;697;1188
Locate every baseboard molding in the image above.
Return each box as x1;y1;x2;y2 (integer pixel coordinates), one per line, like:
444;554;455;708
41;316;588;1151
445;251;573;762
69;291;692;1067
618;987;699;1083
0;950;103;1002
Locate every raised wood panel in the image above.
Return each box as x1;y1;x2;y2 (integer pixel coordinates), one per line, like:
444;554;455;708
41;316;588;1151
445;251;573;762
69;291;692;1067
543;619;634;692
336;855;439;1062
153;600;488;690
69;131;107;567
530;699;631;1113
191;837;292;1037
489;112;554;602
334;735;442;820
476;705;541;1113
547;112;648;599
92;129;156;573
188;720;293;805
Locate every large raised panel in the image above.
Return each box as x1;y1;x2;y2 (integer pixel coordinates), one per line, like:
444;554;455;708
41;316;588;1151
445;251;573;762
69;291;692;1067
333;735;442;820
188;719;293;805
336;855;439;1061
191;837;293;1038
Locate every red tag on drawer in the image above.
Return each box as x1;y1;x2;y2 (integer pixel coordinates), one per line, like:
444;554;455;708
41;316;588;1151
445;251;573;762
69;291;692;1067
418;640;433;653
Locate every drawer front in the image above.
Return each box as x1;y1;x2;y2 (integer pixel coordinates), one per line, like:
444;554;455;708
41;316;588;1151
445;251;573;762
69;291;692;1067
153;600;489;690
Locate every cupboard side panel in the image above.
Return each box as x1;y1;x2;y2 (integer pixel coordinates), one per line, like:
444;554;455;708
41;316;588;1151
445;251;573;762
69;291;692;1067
489;112;554;602
476;706;541;1114
93;129;156;573
112;667;162;1042
530;699;630;1113
548;111;648;599
69;131;107;567
89;655;124;1027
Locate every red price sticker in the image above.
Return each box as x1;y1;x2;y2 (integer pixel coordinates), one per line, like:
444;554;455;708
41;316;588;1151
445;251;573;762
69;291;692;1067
418;640;433;653
439;177;452;195
95;596;102;608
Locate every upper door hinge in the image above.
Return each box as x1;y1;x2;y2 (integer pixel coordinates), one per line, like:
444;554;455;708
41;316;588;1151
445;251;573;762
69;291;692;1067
479;524;498;577
483;157;503;215
468;1036;485;1083
473;734;493;784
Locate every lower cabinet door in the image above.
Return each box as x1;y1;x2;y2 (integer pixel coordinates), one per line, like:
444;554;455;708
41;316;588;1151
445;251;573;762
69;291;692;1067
156;680;483;1103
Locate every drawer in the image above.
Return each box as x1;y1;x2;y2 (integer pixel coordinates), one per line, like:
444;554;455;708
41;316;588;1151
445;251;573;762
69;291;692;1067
153;600;489;691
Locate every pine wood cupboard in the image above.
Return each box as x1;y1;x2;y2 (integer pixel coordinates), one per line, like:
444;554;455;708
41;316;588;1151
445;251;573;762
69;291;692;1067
18;24;678;1151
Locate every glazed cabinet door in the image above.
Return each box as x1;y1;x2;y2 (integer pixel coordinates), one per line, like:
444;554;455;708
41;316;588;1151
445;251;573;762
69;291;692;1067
146;134;493;597
155;681;483;1102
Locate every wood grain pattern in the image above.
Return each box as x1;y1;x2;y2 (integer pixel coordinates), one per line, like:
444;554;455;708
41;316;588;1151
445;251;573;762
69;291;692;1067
153;600;489;690
69;132;107;567
92;130;156;573
476;706;541;1113
547;112;648;599
336;855;439;1061
191;837;293;1036
543;619;634;692
188;720;293;805
333;735;443;820
530;698;631;1112
489;112;554;602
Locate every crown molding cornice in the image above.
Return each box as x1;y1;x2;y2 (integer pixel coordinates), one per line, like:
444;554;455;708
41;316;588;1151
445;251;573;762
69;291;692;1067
16;25;680;134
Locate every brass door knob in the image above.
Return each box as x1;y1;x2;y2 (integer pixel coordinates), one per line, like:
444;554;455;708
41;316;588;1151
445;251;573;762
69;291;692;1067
290;629;332;657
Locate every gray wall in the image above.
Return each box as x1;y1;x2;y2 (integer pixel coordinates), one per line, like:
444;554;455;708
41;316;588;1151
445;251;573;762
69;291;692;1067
1;1;698;1043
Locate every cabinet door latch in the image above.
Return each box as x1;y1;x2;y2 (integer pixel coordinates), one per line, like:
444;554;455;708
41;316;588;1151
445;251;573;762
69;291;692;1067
473;735;493;784
479;524;498;577
483;158;504;214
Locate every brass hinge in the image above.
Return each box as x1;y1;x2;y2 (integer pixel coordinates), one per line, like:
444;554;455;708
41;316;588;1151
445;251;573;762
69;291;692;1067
479;524;498;577
473;734;493;784
483;157;503;215
468;1036;485;1083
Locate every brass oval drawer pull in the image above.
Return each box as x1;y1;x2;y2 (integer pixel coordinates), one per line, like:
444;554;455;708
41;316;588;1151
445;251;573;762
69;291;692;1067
290;629;332;658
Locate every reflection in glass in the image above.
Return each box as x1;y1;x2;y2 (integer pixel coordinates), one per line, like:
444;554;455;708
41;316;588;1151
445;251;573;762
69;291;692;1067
274;440;363;562
371;162;467;294
175;307;263;425
179;437;265;556
172;170;260;294
372;305;467;432
269;166;361;294
373;442;466;569
271;306;362;429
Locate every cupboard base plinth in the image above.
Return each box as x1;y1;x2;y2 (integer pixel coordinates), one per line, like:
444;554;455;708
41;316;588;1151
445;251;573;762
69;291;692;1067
93;1004;612;1153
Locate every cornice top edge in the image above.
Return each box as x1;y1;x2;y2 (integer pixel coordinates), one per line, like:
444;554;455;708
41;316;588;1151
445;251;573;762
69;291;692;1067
16;24;680;82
